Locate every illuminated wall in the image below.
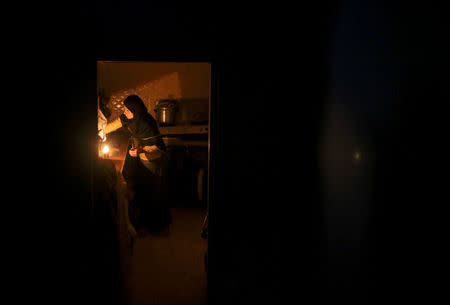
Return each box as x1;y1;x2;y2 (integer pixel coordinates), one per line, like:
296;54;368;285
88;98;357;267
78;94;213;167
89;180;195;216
98;62;210;124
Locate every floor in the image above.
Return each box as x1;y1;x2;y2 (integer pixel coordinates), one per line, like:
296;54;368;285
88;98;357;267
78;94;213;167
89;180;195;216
120;207;208;305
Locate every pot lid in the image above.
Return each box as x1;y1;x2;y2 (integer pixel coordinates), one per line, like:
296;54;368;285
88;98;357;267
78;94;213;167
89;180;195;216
155;99;178;108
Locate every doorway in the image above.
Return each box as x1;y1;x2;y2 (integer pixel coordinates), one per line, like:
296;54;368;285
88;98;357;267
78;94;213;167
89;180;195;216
96;61;210;305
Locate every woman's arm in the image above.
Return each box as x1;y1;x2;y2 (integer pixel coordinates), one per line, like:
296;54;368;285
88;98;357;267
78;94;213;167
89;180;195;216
105;118;123;134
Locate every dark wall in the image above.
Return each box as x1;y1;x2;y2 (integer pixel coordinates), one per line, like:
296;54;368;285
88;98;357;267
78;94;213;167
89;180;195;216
17;1;447;305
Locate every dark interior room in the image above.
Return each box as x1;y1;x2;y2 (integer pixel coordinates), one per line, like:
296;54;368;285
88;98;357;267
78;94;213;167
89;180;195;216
11;1;447;305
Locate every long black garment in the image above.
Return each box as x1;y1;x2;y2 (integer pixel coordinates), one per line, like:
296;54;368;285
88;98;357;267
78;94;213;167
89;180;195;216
120;95;171;232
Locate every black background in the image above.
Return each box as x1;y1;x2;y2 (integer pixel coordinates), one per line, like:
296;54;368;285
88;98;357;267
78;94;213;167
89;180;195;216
7;1;448;305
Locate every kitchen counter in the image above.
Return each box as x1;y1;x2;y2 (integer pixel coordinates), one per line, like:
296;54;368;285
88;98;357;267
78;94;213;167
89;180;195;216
160;124;208;147
162;137;208;147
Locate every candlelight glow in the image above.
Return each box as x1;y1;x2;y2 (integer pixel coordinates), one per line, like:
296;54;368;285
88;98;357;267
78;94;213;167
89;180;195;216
102;145;109;154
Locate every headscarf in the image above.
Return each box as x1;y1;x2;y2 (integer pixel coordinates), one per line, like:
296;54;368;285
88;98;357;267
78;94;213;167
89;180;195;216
120;95;158;138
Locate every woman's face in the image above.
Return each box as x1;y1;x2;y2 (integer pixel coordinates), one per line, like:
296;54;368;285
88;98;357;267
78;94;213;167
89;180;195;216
123;105;134;119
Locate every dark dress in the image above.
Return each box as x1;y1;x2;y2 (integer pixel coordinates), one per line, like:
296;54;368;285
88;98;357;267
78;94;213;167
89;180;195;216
119;100;171;233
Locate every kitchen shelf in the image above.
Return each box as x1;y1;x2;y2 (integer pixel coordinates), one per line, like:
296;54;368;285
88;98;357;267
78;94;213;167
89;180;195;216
159;125;208;135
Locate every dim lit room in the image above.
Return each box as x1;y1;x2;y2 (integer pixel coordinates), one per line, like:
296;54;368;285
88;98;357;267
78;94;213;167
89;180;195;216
20;2;446;305
96;61;210;305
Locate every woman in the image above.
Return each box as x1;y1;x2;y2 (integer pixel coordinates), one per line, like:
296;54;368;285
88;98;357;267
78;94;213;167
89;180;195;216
105;95;171;235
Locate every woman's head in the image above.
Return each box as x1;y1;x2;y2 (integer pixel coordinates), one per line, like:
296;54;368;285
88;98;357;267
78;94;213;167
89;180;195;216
123;95;148;120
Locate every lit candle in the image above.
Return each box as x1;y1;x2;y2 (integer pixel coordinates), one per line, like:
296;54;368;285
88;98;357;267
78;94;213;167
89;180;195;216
102;144;109;158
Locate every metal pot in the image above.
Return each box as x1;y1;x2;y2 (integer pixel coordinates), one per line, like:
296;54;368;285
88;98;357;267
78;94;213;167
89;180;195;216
155;99;178;125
